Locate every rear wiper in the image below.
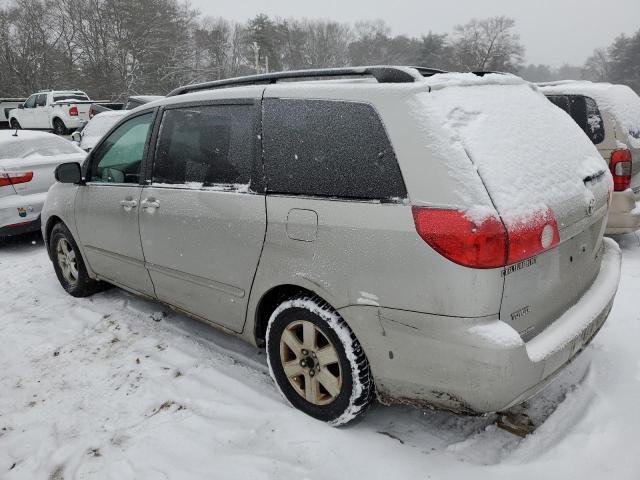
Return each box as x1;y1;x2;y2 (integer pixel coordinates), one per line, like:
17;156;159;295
583;169;606;184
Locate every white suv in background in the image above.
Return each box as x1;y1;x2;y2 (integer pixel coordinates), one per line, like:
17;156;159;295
540;81;640;234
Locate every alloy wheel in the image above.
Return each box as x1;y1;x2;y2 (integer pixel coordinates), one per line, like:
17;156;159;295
56;238;78;285
279;319;343;405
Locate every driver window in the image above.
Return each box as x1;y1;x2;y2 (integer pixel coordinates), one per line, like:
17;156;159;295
89;113;152;184
24;95;37;108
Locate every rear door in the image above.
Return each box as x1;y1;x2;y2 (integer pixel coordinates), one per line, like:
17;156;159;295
75;111;156;296
138;98;265;332
426;82;610;341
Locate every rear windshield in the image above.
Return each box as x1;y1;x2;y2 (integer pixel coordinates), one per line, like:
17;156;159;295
53;94;89;102
83;114;125;139
413;79;606;226
0;136;80;159
546;95;605;145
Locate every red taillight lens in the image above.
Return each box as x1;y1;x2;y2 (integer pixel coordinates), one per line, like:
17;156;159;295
610;149;632;192
69;106;78;117
506;209;560;264
412;207;507;268
0;171;34;187
412;207;560;269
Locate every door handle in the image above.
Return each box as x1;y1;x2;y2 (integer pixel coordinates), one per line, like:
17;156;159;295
119;199;138;209
141;199;160;210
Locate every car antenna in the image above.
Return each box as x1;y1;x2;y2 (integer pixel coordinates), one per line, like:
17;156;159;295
12;127;18;137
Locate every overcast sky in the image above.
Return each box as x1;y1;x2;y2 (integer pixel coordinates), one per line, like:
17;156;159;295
191;0;640;67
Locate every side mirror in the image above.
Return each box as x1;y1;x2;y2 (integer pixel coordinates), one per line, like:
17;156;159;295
18;103;24;109
55;162;82;184
70;131;82;144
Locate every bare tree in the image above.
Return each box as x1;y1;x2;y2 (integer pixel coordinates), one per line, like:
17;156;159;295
450;16;524;73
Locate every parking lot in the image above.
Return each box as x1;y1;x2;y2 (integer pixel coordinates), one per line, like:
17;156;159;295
1;232;639;479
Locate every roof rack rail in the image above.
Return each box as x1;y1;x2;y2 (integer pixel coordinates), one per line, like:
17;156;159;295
409;66;447;77
167;66;440;97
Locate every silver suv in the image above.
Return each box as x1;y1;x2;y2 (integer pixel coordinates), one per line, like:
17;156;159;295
43;67;622;425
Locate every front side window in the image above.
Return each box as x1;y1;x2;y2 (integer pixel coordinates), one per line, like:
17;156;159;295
89;113;152;184
263;99;407;200
152;105;256;187
23;95;37;109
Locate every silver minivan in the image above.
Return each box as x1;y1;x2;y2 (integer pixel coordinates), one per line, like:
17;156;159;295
42;67;622;426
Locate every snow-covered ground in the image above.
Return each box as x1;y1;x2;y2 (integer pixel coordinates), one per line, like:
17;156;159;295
1;232;639;480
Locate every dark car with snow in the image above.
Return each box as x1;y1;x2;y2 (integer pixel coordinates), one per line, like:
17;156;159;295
41;67;621;425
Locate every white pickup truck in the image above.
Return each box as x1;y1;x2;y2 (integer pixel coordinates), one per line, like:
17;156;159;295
8;90;94;135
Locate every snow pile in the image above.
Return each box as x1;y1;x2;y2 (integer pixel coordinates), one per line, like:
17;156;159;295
1;233;640;479
412;75;608;225
539;81;640;149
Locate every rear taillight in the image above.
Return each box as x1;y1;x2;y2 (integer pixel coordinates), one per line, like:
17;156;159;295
412;207;560;269
610;149;632;191
89;106;96;119
69;106;78;116
0;171;34;187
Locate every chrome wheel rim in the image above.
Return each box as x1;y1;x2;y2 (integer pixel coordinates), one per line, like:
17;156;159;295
279;320;342;405
56;238;78;285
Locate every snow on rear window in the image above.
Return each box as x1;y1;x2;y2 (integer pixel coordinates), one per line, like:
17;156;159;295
53;94;89;102
412;76;607;225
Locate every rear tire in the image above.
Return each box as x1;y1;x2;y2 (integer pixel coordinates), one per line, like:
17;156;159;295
10;118;21;129
52;118;68;136
50;223;100;297
266;296;375;425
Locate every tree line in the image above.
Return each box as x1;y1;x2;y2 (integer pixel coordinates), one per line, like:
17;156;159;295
0;0;638;100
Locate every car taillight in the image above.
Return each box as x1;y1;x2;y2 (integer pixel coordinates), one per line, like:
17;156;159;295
610;149;632;191
0;171;34;187
89;106;95;119
69;106;78;116
412;207;560;269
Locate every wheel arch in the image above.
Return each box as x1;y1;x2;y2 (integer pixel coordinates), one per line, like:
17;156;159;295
253;284;322;347
44;215;64;259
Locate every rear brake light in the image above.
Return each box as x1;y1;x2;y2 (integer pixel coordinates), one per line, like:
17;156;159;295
69;106;78;116
0;171;34;187
610;149;632;191
412;207;560;269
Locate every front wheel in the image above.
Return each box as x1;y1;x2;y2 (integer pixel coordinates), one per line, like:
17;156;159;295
50;223;100;297
266;296;375;425
52;118;68;136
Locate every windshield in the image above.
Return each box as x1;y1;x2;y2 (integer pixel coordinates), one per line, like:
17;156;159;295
0;136;81;159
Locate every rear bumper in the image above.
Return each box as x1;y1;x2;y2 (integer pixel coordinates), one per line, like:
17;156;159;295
340;238;622;413
0;215;41;237
606;189;640;234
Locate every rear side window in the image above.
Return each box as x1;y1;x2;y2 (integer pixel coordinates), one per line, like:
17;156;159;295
35;94;47;107
152;105;256;188
546;94;605;145
263;99;406;200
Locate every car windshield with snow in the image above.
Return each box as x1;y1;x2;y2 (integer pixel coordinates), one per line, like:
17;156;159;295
40;67;621;425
